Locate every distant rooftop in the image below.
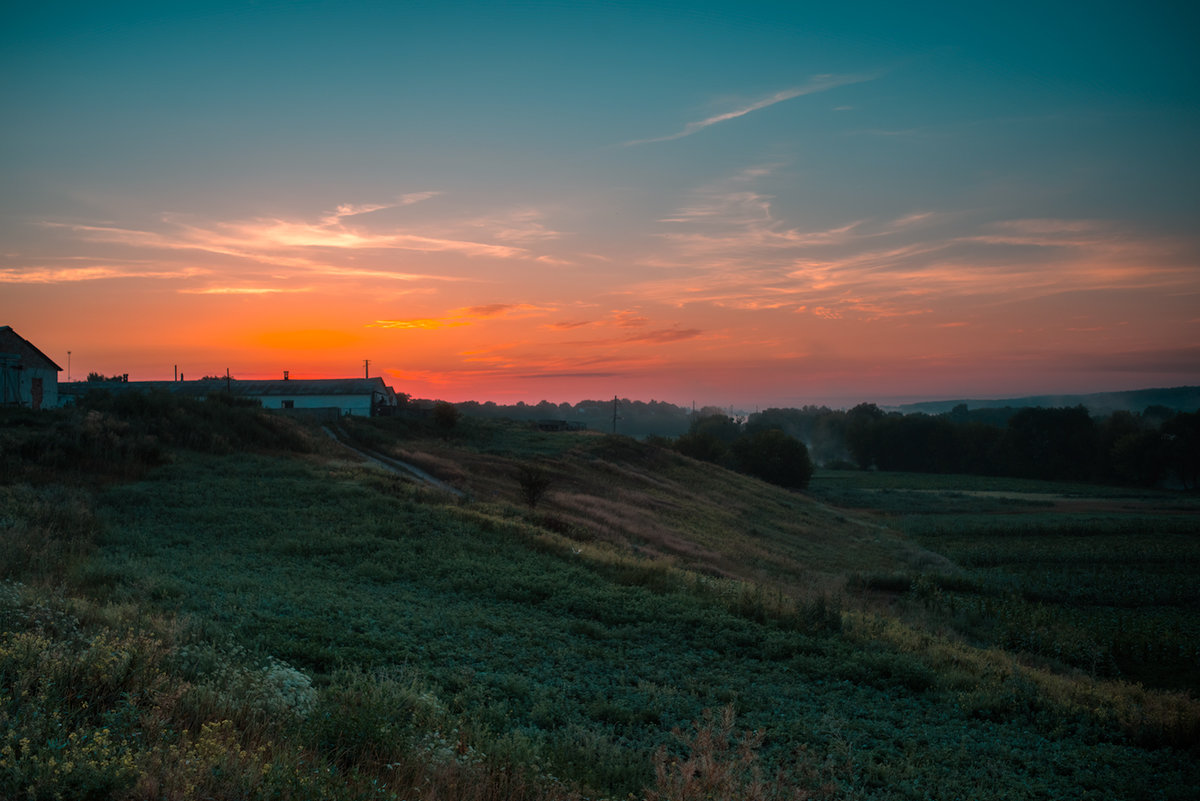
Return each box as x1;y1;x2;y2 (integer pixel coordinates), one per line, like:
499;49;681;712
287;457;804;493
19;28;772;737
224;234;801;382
60;377;393;397
0;326;63;371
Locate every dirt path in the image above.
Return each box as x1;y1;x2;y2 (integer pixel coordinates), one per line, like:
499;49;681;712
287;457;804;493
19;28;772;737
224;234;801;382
322;426;466;497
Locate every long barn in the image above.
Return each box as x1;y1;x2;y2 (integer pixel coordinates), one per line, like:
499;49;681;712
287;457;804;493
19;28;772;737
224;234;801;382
58;376;398;417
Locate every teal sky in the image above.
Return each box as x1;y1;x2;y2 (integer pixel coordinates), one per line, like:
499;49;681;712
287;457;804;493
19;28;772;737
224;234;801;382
3;1;1198;406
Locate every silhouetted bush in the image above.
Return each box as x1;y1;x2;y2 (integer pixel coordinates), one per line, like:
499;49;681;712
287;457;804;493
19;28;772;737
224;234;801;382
433;401;461;432
732;429;813;489
515;462;555;508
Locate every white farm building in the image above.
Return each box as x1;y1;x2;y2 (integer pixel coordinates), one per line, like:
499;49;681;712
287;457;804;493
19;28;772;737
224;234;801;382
0;326;62;410
232;378;397;416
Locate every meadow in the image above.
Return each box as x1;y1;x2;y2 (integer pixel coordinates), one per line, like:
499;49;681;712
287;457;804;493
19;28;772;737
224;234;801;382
1;398;1197;799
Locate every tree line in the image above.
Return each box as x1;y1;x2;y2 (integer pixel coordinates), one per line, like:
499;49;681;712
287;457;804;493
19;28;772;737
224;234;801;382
454;398;696;437
450;397;1199;490
741;403;1199;489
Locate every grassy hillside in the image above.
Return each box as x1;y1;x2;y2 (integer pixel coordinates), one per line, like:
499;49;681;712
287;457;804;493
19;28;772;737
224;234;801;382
335;416;946;587
2;399;1198;800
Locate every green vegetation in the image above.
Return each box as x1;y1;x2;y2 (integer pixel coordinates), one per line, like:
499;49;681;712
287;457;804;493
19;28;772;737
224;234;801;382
810;470;1200;695
2;399;1197;799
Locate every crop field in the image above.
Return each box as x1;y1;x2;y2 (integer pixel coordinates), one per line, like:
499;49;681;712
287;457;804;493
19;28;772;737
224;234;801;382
2;402;1198;800
809;470;1200;692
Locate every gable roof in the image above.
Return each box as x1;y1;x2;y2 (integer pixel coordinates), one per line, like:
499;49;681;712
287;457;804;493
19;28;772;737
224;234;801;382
0;326;63;371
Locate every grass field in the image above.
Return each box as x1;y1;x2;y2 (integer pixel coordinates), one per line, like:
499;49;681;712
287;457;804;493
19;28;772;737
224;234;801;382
2;402;1198;799
809;470;1200;693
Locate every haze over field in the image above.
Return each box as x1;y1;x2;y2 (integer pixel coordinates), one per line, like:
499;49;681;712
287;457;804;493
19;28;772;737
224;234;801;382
3;1;1198;407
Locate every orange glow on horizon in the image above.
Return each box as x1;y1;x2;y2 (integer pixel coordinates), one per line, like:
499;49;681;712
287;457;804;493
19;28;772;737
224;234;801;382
5;193;1197;407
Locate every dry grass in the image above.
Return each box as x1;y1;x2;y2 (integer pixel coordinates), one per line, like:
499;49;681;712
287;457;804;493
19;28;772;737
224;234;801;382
646;706;852;801
361;431;935;593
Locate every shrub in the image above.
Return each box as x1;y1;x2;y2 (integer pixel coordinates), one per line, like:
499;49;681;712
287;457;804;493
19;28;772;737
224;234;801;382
732;429;813;489
646;706;850;801
516;462;555;508
433;401;461;432
0;485;98;582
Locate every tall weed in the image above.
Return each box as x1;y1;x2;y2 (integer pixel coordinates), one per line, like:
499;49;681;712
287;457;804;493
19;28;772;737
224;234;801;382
646;706;851;801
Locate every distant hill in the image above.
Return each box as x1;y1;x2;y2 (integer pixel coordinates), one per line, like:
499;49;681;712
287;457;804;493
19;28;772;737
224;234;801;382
896;386;1200;416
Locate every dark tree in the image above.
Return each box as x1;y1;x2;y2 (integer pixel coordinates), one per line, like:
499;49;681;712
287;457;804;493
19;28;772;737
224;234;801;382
955;421;1004;475
1002;406;1097;480
432;401;460;432
844;403;887;468
1108;429;1167;487
689;414;742;444
675;414;741;465
1162;410;1200;489
675;431;729;464
731;429;814;489
515;462;555;508
868;414;958;472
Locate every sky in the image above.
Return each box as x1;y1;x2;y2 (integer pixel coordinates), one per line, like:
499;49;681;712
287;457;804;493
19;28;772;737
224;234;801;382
2;0;1198;408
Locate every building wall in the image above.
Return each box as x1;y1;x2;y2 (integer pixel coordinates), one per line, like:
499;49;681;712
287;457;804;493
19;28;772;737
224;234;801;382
1;365;58;409
253;393;374;416
30;366;58;410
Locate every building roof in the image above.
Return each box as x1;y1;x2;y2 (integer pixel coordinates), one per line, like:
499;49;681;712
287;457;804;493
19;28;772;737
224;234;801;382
60;376;393;398
0;326;63;371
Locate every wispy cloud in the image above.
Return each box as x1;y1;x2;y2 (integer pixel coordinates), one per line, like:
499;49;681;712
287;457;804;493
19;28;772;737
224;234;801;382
293;265;464;282
612;310;650;328
656;167;871;260
179;286;312;295
455;303;554;319
371;303;555;332
369;318;470;330
204;217;527;259
633;180;1198;323
399;191;441;206
38;200;533;287
634;164;1200;328
625;327;703;344
320;193;440;225
0;264;208;283
625;73;877;146
466;207;566;244
888;211;941;229
321;202;395;226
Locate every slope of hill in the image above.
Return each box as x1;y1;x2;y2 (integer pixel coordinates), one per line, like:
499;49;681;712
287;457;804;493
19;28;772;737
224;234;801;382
333;416;948;590
2;398;1197;800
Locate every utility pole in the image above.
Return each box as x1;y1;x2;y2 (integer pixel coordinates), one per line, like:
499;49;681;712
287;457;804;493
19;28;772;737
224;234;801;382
225;367;231;393
364;359;370;379
612;395;619;434
67;351;71;382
